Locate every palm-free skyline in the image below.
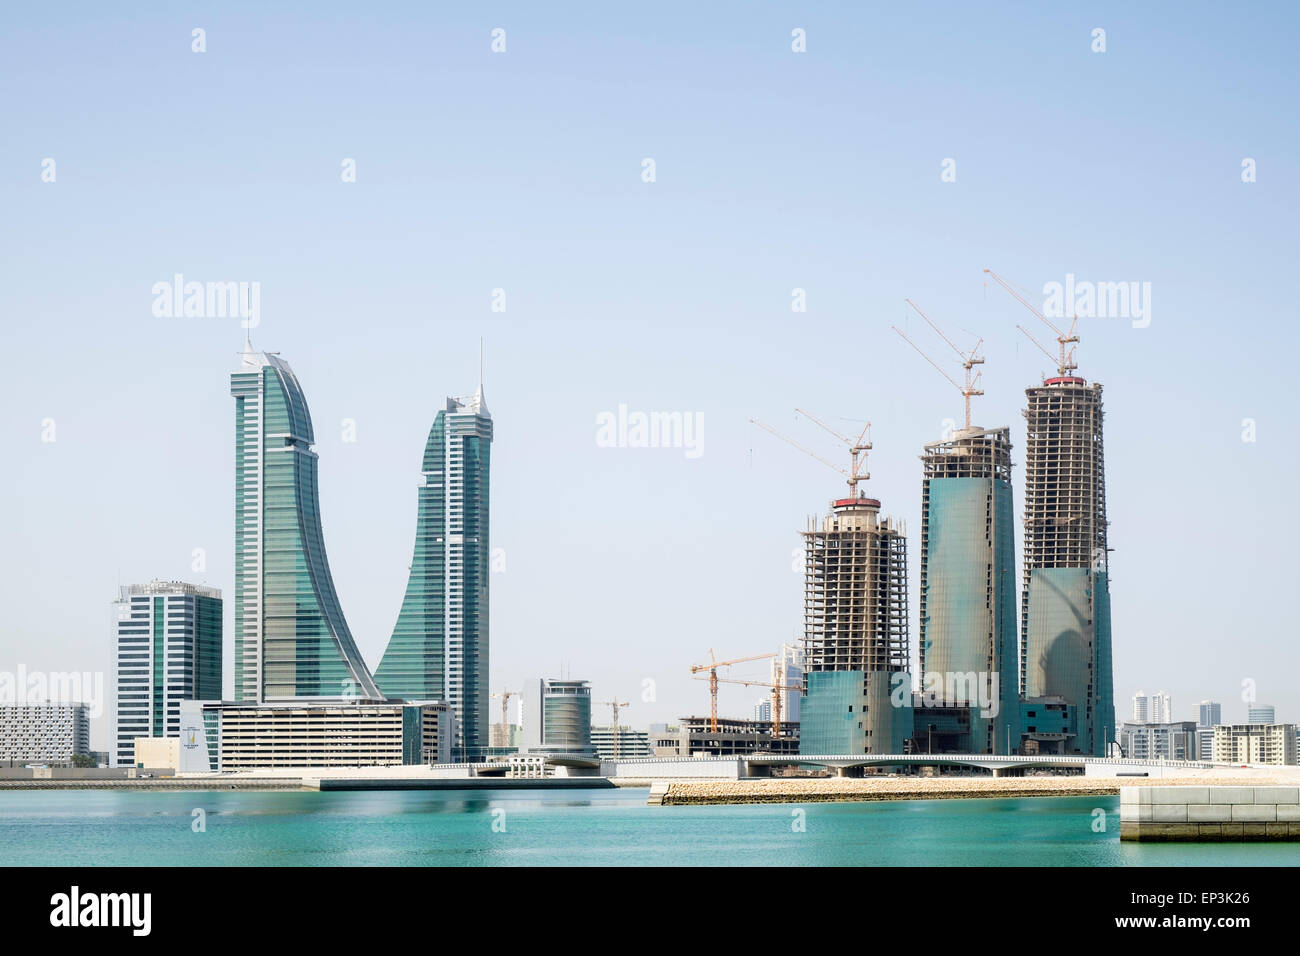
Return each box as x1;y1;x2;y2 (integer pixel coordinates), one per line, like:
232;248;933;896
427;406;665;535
2;3;1296;751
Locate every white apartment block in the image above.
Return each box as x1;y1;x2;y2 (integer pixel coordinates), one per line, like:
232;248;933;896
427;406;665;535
1213;723;1298;766
0;704;90;762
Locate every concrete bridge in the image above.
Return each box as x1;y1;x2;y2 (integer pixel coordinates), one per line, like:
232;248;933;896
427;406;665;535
601;753;1219;780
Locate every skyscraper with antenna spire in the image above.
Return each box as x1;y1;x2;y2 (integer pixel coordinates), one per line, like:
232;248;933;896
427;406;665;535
374;370;493;762
986;269;1114;757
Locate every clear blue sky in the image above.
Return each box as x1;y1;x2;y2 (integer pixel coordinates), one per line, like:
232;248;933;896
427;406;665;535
2;2;1297;750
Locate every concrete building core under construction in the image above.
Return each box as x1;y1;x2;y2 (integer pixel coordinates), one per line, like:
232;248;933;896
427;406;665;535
1020;376;1115;756
918;426;1020;754
799;495;912;754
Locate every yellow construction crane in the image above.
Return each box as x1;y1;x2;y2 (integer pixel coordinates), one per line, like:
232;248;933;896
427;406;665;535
689;650;775;733
490;689;517;748
693;673;803;738
893;299;985;430
750;408;871;498
599;699;630;759
983;268;1079;377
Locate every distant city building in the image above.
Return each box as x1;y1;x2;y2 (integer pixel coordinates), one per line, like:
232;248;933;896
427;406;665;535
132;737;181;771
917;425;1020;754
1248;705;1276;725
653;716;799;758
112;580;222;768
1020;372;1114;756
1197;700;1222;760
1119;721;1199;761
490;723;522;749
0;704;90;763
230;338;380;702
375;387;492;762
772;642;804;726
753;700;772;723
178;701;454;771
1199;732;1215;761
1213;723;1297;766
590;725;651;760
1131;691;1172;725
800;492;911;755
521;679;595;756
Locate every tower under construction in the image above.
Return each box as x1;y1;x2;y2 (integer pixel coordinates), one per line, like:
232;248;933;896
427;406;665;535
895;301;1020;754
752;411;911;754
799;495;912;754
917;427;1021;754
983;268;1114;757
1020;375;1113;756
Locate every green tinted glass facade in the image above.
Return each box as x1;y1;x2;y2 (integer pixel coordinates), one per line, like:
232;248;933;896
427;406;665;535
920;476;1020;753
231;352;380;701
151;597;164;736
375;413;448;698
375;393;492;760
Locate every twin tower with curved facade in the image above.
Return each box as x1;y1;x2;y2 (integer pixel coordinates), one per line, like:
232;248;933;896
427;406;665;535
230;339;492;760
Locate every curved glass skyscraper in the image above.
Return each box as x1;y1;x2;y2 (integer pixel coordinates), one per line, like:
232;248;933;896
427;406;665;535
375;387;492;760
230;339;380;702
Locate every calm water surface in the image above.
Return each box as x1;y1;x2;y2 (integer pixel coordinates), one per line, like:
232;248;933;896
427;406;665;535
3;789;1299;866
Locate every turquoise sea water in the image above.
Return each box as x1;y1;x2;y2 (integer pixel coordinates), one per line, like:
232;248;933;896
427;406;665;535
3;789;1300;866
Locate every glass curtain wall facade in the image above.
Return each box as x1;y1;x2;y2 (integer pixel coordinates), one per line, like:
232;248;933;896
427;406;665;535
112;581;222;767
230;344;380;702
918;427;1020;754
375;388;492;760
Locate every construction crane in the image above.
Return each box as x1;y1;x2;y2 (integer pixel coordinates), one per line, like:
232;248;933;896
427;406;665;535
689;650;775;733
599;699;630;759
489;689;517;749
750;409;872;498
690;674;803;739
892;299;985;431
983;268;1079;377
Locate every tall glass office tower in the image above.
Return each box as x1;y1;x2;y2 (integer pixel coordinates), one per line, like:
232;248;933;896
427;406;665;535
375;387;492;760
230;338;380;702
112;580;222;767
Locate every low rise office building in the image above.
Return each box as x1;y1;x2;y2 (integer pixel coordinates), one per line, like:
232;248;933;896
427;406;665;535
178;700;455;771
590;725;651;760
652;716;799;757
1119;720;1199;761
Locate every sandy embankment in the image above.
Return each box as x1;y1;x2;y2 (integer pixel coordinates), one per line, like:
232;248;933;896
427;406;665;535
662;772;1300;806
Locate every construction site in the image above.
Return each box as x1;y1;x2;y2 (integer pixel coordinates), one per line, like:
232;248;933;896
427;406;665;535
668;268;1116;763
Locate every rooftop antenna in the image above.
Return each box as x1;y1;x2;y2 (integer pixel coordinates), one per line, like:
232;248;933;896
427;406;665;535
983;268;1078;377
893;298;985;431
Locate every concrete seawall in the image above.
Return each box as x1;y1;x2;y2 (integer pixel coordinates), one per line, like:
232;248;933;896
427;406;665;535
1121;786;1300;841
